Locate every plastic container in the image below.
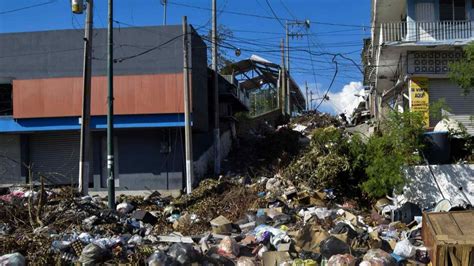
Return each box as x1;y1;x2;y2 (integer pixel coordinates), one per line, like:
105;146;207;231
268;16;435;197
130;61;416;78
422;131;450;164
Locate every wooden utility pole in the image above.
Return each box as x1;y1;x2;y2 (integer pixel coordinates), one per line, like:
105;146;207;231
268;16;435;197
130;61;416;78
310;91;313;110
183;16;193;195
78;0;93;195
106;0;115;209
212;0;221;175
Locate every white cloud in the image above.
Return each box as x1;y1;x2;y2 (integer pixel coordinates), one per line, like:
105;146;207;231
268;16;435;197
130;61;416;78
319;81;365;116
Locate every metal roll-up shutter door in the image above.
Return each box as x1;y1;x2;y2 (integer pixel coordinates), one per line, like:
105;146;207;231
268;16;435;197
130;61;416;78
430;79;474;115
30;132;80;185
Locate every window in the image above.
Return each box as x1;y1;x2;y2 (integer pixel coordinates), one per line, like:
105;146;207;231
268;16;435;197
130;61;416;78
440;0;466;20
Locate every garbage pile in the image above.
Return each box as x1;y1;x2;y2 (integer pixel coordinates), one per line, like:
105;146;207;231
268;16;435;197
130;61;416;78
0;175;432;265
290;111;342;136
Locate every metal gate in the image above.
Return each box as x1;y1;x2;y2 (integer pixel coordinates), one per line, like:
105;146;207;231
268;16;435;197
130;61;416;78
430;79;474;114
29;132;80;185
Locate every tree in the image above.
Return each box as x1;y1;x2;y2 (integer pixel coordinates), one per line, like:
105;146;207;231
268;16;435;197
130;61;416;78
449;43;474;95
206;25;235;70
362;111;425;197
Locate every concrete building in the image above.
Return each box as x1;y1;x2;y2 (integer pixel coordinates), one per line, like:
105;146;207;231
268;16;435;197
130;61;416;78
0;25;249;191
0;25;306;192
364;0;474;133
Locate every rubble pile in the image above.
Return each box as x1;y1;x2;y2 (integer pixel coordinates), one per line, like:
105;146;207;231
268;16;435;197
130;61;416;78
0;175;434;265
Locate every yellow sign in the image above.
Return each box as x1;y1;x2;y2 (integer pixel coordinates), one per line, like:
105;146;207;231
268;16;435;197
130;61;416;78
409;78;430;127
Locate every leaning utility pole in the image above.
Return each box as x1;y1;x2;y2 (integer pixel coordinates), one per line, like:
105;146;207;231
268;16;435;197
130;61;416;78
305;81;308;112
107;0;115;209
212;0;221;175
78;0;93;195
182;16;193;195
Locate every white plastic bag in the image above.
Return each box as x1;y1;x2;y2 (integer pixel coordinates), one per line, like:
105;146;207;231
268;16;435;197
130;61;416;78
393;239;416;258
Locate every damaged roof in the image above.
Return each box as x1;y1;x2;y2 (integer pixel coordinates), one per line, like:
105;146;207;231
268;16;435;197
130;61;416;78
221;55;306;111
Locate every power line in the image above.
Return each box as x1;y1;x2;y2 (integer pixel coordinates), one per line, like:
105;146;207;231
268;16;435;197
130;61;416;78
166;1;372;29
315;55;339;111
279;0;297;20
264;0;286;29
0;0;56;15
306;31;321;97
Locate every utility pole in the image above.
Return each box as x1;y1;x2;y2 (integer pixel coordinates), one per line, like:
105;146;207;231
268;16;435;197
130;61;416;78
310;91;313;110
280;38;286;116
182;16;193;195
161;0;167;25
305;81;308;112
78;0;93;195
212;0;221;175
285;22;290;116
286;20;310;116
106;0;115;209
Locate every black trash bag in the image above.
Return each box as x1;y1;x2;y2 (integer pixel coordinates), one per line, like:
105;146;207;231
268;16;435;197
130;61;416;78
167;243;199;265
147;251;178;266
331;223;358;240
320;236;350;259
78;243;109;265
299;251;321;261
393;202;422;224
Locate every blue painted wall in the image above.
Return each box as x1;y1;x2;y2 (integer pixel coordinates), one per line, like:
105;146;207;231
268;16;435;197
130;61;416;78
0;114;187;133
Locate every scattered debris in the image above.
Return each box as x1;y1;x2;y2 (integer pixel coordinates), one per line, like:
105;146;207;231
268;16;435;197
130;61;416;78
1;112;471;265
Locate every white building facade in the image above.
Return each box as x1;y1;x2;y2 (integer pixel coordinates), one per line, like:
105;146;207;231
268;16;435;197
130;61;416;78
364;0;474;133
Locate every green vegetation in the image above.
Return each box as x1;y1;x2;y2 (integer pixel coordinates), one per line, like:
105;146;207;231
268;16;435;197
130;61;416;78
362;112;425;197
429;98;452;121
285;111;428;199
449;43;474;95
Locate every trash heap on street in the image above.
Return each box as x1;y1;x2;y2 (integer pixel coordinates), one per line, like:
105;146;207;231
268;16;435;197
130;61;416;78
1;176;435;265
1;112;472;265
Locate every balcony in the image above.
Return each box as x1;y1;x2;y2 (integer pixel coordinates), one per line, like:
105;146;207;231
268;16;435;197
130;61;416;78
381;21;473;44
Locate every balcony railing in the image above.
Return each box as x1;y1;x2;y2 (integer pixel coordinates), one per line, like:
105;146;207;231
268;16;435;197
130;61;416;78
381;21;473;43
221;74;250;107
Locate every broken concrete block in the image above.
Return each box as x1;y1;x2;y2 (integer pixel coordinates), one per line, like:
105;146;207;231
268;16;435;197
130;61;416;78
210;215;232;235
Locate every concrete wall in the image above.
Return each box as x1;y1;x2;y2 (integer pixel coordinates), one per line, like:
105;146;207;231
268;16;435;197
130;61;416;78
190;27;209;132
0;26;191;79
403;164;474;209
194;130;233;178
0;134;21;185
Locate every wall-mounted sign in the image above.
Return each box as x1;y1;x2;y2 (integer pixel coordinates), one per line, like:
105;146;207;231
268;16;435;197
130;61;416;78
409;77;430;127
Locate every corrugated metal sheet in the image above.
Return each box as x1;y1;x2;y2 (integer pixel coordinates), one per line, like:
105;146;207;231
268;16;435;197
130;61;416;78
429;79;474;127
450;115;474;136
0;134;21;185
29;132;80;185
13;73;185;119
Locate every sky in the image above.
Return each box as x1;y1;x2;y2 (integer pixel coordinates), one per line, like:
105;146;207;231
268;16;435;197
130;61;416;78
0;0;371;115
